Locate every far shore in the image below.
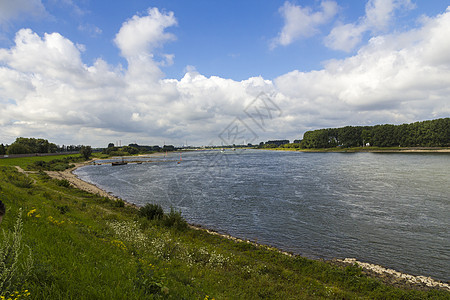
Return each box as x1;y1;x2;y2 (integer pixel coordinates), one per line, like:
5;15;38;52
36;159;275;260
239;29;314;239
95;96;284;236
265;147;450;153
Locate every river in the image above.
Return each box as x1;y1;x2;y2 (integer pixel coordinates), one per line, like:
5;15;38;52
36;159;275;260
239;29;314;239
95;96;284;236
74;150;450;282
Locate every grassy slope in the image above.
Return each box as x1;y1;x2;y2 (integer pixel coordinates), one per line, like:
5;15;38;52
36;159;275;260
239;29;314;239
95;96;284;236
0;158;448;299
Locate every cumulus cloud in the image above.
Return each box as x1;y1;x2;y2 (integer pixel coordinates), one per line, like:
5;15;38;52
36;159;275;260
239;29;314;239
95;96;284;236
1;6;450;146
325;0;416;52
271;1;338;48
276;6;450;127
0;0;47;27
114;8;177;58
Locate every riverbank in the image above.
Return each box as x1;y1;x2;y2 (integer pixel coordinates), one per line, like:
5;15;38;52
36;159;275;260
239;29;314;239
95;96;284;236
62;158;449;292
1;157;449;298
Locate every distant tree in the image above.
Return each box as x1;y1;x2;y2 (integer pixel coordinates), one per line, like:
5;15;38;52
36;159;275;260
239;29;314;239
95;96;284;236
107;143;115;148
6;137;58;154
6;143;31;154
80;145;92;160
300;118;449;149
0;144;5;155
121;146;139;155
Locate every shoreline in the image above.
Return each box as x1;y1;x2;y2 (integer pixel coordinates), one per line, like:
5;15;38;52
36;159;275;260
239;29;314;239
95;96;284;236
264;147;450;153
45;157;450;291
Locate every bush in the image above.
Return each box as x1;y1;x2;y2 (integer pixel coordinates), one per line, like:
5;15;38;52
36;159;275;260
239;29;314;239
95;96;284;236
54;179;71;188
163;208;188;231
113;199;125;208
138;203;164;220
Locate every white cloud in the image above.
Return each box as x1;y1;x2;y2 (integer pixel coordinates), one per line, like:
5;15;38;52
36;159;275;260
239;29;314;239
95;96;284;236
271;1;338;48
0;0;47;26
1;6;450;146
114;8;177;58
276;7;450;127
325;0;415;52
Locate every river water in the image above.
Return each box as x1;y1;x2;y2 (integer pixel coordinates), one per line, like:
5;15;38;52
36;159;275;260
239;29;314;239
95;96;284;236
74;150;450;281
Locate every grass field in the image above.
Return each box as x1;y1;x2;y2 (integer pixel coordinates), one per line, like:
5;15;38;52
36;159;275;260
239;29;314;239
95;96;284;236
0;155;448;299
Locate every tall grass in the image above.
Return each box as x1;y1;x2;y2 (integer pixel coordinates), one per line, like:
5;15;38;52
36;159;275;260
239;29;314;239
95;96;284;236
0;209;33;298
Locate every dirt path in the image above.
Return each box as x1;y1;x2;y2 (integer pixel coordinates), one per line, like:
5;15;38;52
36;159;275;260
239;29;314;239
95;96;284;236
45;160;119;200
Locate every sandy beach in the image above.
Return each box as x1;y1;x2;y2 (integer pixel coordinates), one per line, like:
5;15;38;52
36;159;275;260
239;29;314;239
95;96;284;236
45;160;120;200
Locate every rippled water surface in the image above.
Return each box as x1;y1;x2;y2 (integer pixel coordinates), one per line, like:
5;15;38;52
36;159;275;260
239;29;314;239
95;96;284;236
74;150;450;281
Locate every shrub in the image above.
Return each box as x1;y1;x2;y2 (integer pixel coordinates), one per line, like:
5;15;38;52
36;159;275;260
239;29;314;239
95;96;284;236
113;199;125;208
54;179;71;188
163;208;188;231
138;204;164;220
57;205;70;214
0;209;33;297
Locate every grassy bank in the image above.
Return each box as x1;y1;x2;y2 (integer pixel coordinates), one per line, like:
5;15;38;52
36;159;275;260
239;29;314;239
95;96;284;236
0;157;448;299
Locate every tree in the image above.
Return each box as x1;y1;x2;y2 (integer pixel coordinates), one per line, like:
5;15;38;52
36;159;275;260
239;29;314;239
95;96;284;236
0;144;5;155
6;143;31;154
80;146;92;160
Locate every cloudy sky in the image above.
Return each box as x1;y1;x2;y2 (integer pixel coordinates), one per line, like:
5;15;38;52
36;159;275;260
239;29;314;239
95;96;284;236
0;0;449;147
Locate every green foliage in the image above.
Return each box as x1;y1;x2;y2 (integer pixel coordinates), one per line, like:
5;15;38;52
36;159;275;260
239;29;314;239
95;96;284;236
300;118;450;149
6;137;57;155
133;258;168;296
138;203;164;220
5;172;33;189
0;154;81;169
26;156;82;171
120;146;139;155
54;179;71;188
79;145;92;160
138;204;188;230
113;199;125;208
163;208;188;230
0;209;33;297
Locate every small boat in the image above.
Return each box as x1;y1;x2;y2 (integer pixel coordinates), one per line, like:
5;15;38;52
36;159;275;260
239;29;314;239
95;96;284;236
112;157;127;166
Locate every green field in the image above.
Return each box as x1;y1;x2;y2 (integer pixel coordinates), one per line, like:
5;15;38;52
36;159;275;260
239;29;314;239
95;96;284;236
0;155;448;299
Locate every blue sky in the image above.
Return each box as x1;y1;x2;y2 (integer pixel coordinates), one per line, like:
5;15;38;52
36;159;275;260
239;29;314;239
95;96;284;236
1;0;449;146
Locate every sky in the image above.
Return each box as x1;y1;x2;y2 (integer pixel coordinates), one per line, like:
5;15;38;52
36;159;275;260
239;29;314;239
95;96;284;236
0;0;449;147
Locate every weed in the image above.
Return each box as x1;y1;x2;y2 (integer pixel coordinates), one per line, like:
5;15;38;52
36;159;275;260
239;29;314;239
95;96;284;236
0;209;33;297
54;179;70;188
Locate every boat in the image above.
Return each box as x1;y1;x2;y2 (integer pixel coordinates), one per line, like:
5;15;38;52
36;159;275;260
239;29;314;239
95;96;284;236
112;157;127;166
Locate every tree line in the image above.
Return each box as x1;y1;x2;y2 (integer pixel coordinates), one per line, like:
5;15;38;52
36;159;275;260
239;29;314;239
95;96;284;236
0;137;89;155
296;118;449;149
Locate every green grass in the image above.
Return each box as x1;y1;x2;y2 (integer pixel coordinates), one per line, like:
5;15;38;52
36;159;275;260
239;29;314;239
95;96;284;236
0;154;82;169
0;157;448;299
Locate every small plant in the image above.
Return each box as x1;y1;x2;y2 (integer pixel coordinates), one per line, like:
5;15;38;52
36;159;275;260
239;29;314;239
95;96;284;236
163;208;188;230
134;258;168;296
54;179;71;188
57;205;69;214
138;203;164;220
0;209;33;297
113;199;125;208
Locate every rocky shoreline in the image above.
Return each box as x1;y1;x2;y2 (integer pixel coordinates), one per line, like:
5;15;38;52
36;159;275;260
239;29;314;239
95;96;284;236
336;258;449;291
